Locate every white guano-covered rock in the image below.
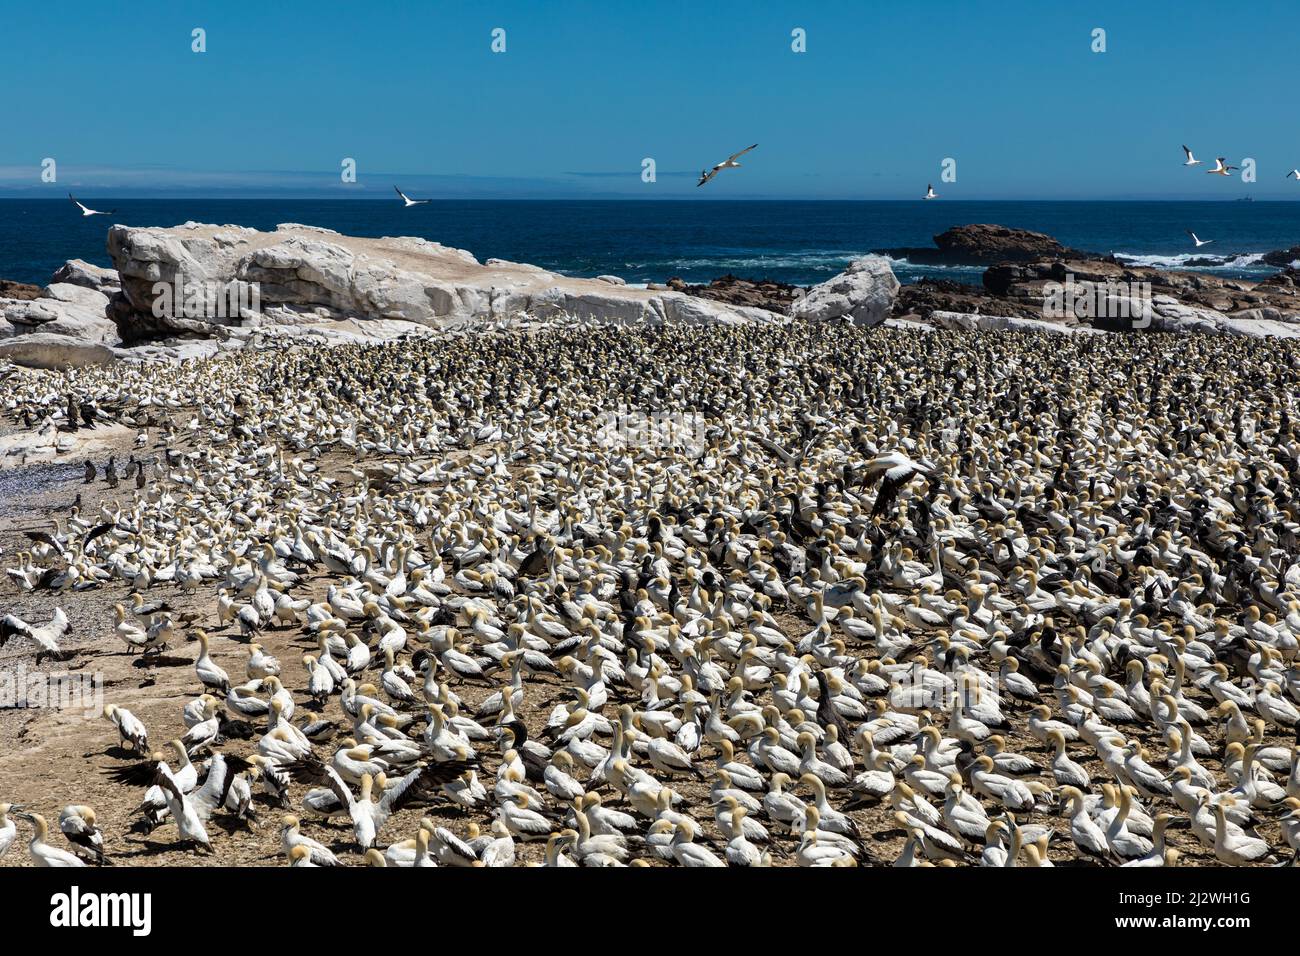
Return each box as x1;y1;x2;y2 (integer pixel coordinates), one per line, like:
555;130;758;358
1;279;121;368
49;259;120;293
106;222;783;343
790;255;899;327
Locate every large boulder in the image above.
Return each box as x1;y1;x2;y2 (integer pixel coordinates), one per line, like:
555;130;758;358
932;224;1065;262
1;280;120;367
49;259;120;294
105;222;782;344
790;256;899;326
0;333;118;368
877;223;1076;265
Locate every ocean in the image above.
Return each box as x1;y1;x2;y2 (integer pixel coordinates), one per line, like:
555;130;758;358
2;199;1298;289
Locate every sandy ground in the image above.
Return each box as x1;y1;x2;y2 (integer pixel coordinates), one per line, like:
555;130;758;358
0;421;1288;868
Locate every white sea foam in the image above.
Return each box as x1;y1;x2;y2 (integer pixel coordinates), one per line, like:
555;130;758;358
1110;251;1268;271
878;256;983;273
628;250;867;272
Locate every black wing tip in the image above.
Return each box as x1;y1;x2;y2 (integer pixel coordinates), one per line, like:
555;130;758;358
284;755;330;782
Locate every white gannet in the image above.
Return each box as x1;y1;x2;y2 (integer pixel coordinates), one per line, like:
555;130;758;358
16;811;86;867
103;704;149;754
68;193;116;216
107;745;213;851
58;805;108;865
287;757;473;849
697;144;757;187
394;186;430;207
192;630;231;694
0;803;21;860
280;814;341;865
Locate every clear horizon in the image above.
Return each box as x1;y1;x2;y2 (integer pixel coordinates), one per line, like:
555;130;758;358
2;0;1298;200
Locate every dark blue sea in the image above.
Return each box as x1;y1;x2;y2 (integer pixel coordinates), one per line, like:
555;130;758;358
3;199;1298;288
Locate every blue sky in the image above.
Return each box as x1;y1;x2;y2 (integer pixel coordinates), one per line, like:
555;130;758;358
1;0;1296;199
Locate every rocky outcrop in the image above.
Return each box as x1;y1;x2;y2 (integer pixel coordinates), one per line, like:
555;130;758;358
1254;267;1300;295
1262;246;1300;268
49;259;120;294
0;334;119;369
982;258;1300;319
0;279;44;301
894;278;1042;322
105;222;780;343
789;256;899;326
0;418;134;463
11;220;1300;370
1;279;121;367
9;284;119;340
871;225;1300;337
933;224;1067;261
878;224;1078;265
666;274;804;314
1146;296;1300;338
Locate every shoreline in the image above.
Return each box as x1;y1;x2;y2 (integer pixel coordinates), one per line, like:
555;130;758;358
2;219;1299;373
5;198;1300;290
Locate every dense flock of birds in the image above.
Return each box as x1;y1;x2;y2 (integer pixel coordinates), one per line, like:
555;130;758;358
3;321;1300;867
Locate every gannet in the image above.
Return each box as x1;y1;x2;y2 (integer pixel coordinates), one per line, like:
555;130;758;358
68;193;116;216
394;186;430;207
15;811;86;866
697;144;757;187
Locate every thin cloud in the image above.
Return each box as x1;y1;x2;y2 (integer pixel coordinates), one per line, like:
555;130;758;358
563;170;697;179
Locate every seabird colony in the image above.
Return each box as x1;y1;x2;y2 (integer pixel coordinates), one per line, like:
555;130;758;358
3;320;1300;867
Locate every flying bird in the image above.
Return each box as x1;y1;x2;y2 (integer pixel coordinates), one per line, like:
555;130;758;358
1206;158;1238;176
858;450;932;518
394;186;429;207
1287;170;1300;180
697;144;758;187
68;194;115;217
1186;230;1214;248
0;608;70;661
924;184;938;200
1181;145;1202;167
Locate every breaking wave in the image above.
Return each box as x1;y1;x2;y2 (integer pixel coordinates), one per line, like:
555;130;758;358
1110;250;1270;271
